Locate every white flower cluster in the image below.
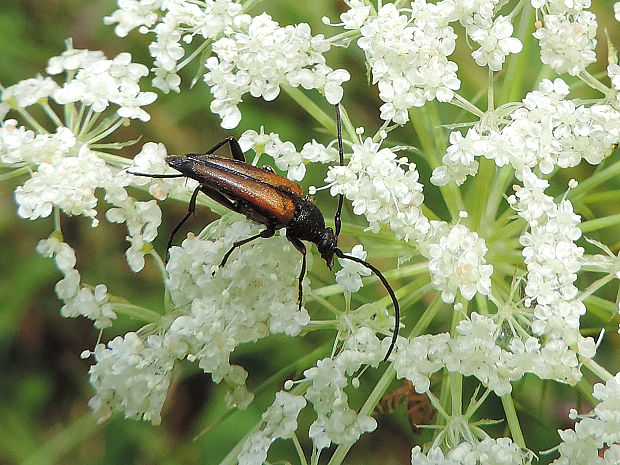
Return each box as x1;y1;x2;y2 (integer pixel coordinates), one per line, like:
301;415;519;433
105;0;242;93
393;313;583;396
353;2;460;124
85;217;313;424
239;128;340;182
303;329;382;450
43;48;156;121
86;332;174;425
14;143;113;226
432;79;620;186
36;237;117;329
533;10;597;76
551;373;620;465
106;1;349;125
2;122;165;274
237;391;307;465
509;170;585;343
421;222;493;303
325;136;429;241
339;0;522;124
166;218;311;402
410;437;529;465
1;120;76;165
2;123;89;222
205;13;349;128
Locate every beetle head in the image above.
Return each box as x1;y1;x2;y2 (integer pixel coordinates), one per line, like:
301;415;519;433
317;227;337;269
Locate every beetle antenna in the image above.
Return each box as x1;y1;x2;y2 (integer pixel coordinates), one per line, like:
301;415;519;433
334;104;344;239
126;171;185;179
334;248;399;361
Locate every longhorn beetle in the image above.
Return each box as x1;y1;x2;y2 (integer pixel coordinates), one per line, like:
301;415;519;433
129;105;399;360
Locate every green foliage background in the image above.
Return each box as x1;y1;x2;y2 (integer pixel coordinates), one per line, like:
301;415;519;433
0;1;619;464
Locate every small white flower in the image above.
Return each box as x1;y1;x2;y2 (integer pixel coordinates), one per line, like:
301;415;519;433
533;12;597;76
422;222;493;303
103;0;161;38
469;16;523;71
1;76;59;108
304;356;376;449
335;244;371;293
36;236;76;272
129;142;192;200
340;0;371;29
431;128;483;186
300;140;338;163
46;47;106;74
106;196;162;272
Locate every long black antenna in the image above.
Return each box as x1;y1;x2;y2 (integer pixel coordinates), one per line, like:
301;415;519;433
334;248;399;361
332;105;399;361
334;105;344;239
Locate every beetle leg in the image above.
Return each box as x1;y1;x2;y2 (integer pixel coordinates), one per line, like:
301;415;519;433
166;185;202;259
199;184;242;213
216;227;276;273
203;136;245;162
286;235;307;312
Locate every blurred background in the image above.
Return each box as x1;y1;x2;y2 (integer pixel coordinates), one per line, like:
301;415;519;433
1;1;619;464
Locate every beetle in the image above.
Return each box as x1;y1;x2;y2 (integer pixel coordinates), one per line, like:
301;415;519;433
129;105;399;360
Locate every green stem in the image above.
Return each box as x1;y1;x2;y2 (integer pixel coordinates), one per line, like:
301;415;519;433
111;303;162;323
293;434;309;465
282;86;337;135
501;394;525;448
578;273;614;302
41;101;64;127
580;213;620;233
582;358;613;382
451;93;485;118
178;39;211;70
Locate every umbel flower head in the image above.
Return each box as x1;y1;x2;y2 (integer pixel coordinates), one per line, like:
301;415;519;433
2;1;620;465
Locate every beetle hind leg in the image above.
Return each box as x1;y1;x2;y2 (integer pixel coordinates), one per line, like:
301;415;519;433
214;227;276;275
287;236;307;312
204;136;245;162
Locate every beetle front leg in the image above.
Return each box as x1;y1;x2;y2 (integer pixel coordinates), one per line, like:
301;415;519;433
203;136;245;162
287;236;307;312
215;228;276;274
